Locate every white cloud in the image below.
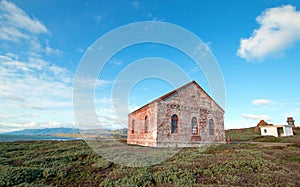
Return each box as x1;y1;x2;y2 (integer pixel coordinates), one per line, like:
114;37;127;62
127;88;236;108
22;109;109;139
0;114;15;119
45;46;63;56
96;97;112;104
75;77;112;89
23;121;37;129
0;25;30;42
0;53;115;132
188;66;200;74
0;113;39;120
241;113;272;121
237;5;300;61
1;94;25;102
0;121;75;133
252;99;272;106
146;14;165;21
0;0;48;41
95;15;102;24
0;0;61;55
194;43;210;57
131;1;140;10
281;108;300;119
22;113;40;118
94;107;125;130
129;104;139;112
0;53;74;131
108;58;123;66
0;2;77;133
76;48;84;53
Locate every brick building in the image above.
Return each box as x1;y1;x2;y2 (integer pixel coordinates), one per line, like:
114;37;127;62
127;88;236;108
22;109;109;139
127;81;226;147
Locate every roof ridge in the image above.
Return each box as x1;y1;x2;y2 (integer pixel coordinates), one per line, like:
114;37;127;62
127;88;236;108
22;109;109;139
129;80;224;115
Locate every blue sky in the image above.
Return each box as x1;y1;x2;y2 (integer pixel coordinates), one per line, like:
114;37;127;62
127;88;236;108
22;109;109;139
1;0;300;133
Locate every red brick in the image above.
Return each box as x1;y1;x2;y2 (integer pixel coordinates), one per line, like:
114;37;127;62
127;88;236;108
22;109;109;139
127;81;225;147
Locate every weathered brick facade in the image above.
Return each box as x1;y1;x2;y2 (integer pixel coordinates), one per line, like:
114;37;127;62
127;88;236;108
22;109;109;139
127;81;225;147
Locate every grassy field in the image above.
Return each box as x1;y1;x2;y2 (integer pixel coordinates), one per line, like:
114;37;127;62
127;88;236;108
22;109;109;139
226;127;300;144
0;137;300;186
225;127;261;142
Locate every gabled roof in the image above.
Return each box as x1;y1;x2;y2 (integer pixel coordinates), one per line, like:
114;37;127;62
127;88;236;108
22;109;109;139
129;80;224;115
257;120;272;127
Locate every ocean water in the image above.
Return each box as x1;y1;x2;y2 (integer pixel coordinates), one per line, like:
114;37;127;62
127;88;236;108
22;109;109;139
0;134;77;142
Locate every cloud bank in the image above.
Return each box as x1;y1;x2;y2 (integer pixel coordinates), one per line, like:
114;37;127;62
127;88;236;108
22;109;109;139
241;114;272;121
252;99;272;106
0;0;48;42
237;5;300;61
0;0;62;55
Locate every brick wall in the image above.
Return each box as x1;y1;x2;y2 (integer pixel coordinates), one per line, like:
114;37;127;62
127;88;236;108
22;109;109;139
156;83;225;147
127;82;225;147
127;102;157;146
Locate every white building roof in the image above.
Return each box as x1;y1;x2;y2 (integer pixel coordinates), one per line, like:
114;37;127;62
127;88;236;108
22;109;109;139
260;125;292;128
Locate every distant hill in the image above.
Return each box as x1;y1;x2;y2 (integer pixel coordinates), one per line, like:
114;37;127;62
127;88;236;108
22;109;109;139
6;128;80;135
5;128;128;136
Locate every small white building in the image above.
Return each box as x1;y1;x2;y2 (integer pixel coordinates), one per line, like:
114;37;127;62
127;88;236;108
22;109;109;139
260;125;293;137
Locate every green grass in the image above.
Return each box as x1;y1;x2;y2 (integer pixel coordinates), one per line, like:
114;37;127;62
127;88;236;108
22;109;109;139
225;127;261;141
253;136;282;142
0;140;300;186
226;127;300;144
284;157;300;163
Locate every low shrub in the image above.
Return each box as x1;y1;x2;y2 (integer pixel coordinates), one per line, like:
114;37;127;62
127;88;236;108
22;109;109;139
253;136;282;142
284;157;300;163
92;159;112;169
0;166;42;186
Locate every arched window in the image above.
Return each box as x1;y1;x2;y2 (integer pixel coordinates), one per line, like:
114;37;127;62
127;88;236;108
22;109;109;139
191;117;198;135
209;119;214;135
145;115;149;133
171;114;178;133
132;120;135;134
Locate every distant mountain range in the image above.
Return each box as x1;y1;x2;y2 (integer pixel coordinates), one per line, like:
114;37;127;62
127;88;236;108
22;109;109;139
5;127;128;135
6;128;80;135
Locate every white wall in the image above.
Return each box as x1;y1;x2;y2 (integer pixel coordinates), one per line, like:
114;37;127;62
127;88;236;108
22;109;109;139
260;126;294;137
260;127;279;137
283;126;294;136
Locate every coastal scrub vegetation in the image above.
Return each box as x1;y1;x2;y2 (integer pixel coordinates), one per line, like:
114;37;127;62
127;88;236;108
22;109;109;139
0;130;300;186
